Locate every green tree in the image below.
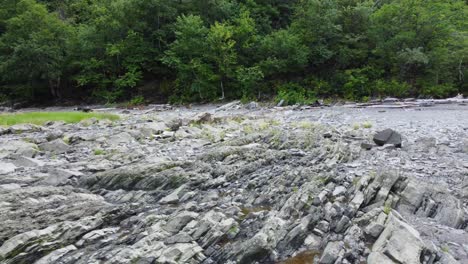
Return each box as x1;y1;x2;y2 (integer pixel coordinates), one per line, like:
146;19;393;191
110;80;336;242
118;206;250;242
258;29;310;77
205;22;237;99
370;0;467;94
236;66;264;99
0;0;71;99
162;15;214;101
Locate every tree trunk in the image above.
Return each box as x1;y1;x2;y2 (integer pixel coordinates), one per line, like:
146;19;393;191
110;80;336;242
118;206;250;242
459;58;464;82
220;79;225;100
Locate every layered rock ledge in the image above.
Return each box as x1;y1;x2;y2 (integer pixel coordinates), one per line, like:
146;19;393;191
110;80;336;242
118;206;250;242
1;104;467;263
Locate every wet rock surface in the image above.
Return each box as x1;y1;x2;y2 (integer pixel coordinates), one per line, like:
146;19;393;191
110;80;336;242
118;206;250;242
0;104;467;263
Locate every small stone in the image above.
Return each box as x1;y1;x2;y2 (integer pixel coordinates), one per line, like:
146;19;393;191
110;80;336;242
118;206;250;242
160;184;187;204
166;118;183;131
164;212;198;233
361;142;373;150
304;234;321;249
8;124;41;134
316;220;330;233
332;186;347;197
216;101;241;111
9;155;45;167
43;169;83;186
335;216;350;233
462;139;468;153
46;130;64;141
0;162;16;174
365;222;385;238
39;139;70;154
367;252;394;264
193;112;212;124
319;241;343;264
164;233;193;244
383;97;399;103
76;107;93;113
246;101;259;110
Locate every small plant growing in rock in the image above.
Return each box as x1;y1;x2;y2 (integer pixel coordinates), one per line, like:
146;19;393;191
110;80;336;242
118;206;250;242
298;121;313;129
270;120;281;126
304;195;314;209
201;129;216;142
352;177;361;186
231;116;245;123
362;122;373;129
383;204;392;215
269;129;282;148
219;130;226;140
441;245;450;253
227;226;240;239
243;125;254;134
258;122;269;131
352;123;360;130
94;149;105;155
23;138;34;143
63;136;71;144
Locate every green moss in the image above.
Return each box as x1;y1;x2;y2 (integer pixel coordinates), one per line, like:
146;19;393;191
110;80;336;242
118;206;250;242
441;245;450;253
166;174;187;189
63;136;71;144
201;129;216;142
352;177;361;186
316;175;330;185
228;226;239;235
270;120;281;126
243;125;254;134
304;194;314;209
298;121;313;129
231;116;246;123
0;112;120;126
258;122;269;130
94;149;105;155
362;121;373;129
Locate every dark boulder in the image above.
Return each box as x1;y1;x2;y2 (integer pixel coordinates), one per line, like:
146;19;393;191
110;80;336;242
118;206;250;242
75;107;93;113
373;129;402;148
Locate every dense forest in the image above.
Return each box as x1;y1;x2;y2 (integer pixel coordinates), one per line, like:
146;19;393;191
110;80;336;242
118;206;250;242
0;0;467;105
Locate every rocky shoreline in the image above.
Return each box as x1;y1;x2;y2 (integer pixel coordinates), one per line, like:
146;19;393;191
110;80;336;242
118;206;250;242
0;103;467;263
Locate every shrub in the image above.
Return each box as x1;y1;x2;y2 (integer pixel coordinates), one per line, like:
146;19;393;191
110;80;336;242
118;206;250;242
275;83;316;105
421;83;457;99
375;79;410;98
0;93;8;103
125;95;145;107
305;77;333;98
92;89;124;104
343;67;382;100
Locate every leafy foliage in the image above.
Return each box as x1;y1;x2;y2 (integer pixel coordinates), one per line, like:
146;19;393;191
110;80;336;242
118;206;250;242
0;0;466;103
276;83;316;106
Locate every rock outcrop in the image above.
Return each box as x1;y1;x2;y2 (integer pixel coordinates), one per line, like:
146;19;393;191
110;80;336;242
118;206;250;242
0;104;467;263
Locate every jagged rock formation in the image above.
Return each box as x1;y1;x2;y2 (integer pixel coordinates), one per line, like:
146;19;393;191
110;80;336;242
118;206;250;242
0;104;467;263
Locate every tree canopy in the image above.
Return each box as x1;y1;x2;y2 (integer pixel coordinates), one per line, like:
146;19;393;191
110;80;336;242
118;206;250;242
0;0;466;104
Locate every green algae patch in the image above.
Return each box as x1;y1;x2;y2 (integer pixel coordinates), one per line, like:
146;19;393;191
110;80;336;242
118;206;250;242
0;111;120;126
